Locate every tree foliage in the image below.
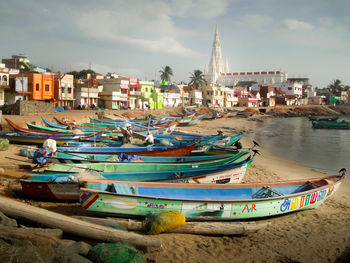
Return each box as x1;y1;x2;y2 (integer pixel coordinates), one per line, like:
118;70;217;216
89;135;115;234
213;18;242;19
159;66;173;82
67;69;99;79
188;70;206;89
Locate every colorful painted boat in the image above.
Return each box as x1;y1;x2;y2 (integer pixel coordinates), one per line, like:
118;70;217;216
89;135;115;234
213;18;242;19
312;120;350;129
55;143;196;156
0;131;103;145
41;116;68;129
79;171;345;220
20;147;236;163
20;155;253;200
0;131;78;145
34;150;251;175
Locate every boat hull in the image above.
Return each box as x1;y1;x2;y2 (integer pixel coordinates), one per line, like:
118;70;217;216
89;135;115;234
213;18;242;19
80;175;343;220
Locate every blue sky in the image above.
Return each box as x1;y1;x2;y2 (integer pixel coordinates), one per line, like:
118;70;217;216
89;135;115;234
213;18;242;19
1;0;349;88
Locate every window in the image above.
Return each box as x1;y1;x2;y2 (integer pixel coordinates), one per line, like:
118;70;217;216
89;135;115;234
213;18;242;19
45;84;50;91
288;87;292;90
36;83;40;91
68;87;72;94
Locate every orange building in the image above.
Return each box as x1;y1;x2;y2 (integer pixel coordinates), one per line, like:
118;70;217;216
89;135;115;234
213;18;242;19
13;73;55;101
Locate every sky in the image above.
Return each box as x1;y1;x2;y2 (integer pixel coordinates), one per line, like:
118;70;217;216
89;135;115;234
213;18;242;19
1;0;349;88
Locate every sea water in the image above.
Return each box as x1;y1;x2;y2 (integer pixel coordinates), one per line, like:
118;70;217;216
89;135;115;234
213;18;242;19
245;116;350;176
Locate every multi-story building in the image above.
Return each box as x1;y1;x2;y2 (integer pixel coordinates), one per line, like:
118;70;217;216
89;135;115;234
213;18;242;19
2;54;47;73
0;63;10;106
234;89;259;107
98;78;129;109
74;78;100;108
201;82;225;107
183;86;203;106
223;87;236;107
7;75;29;104
54;73;74;108
161;85;181;107
9;73;55;101
279;79;303;98
140;81;155;110
128;78;142;109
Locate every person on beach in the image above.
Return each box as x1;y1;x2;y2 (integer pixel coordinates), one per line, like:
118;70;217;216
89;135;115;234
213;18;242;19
123;124;133;143
144;130;154;145
217;130;224;136
33;148;51;167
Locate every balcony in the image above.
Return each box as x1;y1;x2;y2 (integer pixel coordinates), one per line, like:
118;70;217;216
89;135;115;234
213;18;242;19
129;90;141;96
0;81;8;86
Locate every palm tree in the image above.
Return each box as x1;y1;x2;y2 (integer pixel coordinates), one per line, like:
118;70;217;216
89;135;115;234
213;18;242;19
159;66;173;83
328;79;344;95
188;70;206;89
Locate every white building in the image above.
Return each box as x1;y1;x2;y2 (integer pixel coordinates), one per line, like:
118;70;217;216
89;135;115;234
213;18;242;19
204;26;288;87
0;63;10;106
279;79;303;97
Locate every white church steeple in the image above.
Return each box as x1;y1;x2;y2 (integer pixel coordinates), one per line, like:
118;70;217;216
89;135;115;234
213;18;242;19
205;25;228;83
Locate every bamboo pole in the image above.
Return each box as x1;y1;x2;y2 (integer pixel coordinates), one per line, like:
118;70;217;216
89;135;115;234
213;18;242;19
0;196;161;248
73;216;270;236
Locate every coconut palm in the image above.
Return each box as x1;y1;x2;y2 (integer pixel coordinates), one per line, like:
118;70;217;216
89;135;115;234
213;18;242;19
328;79;344;95
159;66;173;83
188;70;206;89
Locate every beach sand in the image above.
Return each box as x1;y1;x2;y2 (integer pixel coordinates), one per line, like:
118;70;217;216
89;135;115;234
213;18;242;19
0;110;349;263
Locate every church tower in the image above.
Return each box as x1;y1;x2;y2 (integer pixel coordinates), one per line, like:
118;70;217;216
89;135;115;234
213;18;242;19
205;25;227;83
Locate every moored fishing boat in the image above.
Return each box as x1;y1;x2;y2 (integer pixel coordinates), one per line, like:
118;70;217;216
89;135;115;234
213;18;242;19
79;170;345;220
21;154;254;200
55;143;196;156
33;150;251;174
312;120;350;129
20;147;236;163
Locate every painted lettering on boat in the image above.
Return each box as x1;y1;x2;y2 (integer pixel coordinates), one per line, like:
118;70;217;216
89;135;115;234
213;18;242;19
280;189;328;213
242;204;256;213
147;203;165;209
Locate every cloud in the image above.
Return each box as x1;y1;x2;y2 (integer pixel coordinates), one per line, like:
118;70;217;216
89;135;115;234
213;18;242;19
71;62;143;77
240;14;274;29
170;0;235;19
283;19;313;30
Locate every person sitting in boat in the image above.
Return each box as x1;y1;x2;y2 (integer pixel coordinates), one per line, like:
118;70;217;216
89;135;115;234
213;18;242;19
123;124;133;143
144;130;154;145
33;148;51;167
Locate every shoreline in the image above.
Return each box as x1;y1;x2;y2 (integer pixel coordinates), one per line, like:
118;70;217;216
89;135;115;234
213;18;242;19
0;108;349;262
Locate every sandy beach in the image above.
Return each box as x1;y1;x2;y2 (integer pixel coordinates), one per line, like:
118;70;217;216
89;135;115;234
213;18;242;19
0;108;349;263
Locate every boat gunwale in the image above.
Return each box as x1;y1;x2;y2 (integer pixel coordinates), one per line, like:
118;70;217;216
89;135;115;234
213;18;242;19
79;174;344;202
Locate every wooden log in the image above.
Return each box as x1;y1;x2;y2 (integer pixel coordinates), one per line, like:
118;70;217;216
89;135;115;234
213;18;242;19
0;196;161;249
73;216;270;236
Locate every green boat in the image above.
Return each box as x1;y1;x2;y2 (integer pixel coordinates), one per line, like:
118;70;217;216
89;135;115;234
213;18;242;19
34;150;252;174
79;171;345;220
19;147;237;164
312;120;350;129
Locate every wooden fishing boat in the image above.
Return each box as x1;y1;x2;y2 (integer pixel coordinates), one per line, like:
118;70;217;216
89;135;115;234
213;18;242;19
312;120;350;129
54;117;118;130
308;116;339;122
34;150;251;175
79;170;345;220
0;131;78;145
41;116;68;129
0;130;103;145
55;143;196;156
21;155;253;200
26;122;111;134
20;147;235;163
